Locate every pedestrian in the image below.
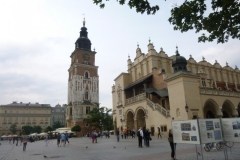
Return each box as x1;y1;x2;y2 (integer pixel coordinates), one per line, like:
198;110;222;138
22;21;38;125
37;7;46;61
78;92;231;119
45;135;49;146
116;128;120;142
145;129;151;147
91;131;95;143
94;130;98;143
168;129;176;160
143;127;147;146
121;130;123;139
60;133;66;147
124;129;127;139
65;133;69;144
158;127;162;139
22;136;28;151
137;127;144;148
16;136;19;146
57;133;61;147
132;129;135;138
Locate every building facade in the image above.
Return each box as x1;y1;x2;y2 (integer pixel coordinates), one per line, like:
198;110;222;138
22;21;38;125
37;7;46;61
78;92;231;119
66;18;99;134
50;104;67;127
0;101;51;136
112;42;240;136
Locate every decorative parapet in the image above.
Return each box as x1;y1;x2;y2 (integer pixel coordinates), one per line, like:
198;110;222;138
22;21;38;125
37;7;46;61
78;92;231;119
199;88;240;97
125;93;146;105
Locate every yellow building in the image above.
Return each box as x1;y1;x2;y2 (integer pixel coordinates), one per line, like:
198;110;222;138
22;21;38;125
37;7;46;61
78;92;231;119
112;43;240;136
0;101;51;136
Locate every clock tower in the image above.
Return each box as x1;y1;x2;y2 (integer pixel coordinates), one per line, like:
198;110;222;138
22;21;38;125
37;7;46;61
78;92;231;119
66;18;99;134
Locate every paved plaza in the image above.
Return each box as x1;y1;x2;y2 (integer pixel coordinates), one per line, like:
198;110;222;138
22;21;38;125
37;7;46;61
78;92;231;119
1;135;240;160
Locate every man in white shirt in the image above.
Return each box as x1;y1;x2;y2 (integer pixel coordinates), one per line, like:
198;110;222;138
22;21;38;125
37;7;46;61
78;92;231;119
137;127;144;147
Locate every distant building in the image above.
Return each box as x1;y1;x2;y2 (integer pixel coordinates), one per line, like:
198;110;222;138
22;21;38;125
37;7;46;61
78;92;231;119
51;104;67;127
0;101;51;135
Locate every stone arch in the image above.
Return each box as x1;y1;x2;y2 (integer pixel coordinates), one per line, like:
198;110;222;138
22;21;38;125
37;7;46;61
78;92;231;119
222;99;236;118
203;99;219;118
125;109;135;131
84;70;90;78
134;106;146;129
238;102;240;117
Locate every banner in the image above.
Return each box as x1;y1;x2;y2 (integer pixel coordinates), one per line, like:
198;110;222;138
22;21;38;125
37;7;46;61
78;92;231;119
198;119;223;143
172;120;200;144
221;118;240;142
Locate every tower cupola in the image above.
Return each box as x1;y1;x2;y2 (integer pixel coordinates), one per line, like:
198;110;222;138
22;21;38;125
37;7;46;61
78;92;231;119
172;46;187;73
75;17;92;51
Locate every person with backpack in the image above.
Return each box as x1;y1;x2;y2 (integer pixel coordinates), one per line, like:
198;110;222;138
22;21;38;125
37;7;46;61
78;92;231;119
22;136;28;151
137;127;144;148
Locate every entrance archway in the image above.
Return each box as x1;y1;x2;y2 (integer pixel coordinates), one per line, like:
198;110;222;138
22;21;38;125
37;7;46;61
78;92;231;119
135;107;146;129
126;110;134;131
222;100;235;118
203;99;218;118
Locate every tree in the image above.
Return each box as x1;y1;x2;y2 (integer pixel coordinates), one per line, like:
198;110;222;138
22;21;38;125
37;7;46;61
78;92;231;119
52;120;64;130
22;126;33;135
86;106;113;131
9;124;17;134
44;126;53;133
71;125;81;135
32;126;42;133
93;0;240;43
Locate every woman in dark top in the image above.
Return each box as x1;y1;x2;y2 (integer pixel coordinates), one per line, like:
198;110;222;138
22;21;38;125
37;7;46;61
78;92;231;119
145;129;151;147
169;129;176;160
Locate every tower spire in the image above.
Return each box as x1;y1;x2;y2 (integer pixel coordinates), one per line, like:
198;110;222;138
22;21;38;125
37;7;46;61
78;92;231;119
83;14;85;27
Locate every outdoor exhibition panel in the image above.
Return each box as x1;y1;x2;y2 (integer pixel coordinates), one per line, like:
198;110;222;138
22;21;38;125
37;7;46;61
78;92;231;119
172;120;200;144
221;118;240;142
198;119;223;144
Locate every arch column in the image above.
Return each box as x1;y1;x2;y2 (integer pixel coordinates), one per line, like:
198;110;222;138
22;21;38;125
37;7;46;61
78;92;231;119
217;106;223;118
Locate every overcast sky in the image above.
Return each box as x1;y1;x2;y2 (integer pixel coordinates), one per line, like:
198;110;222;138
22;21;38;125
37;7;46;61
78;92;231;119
0;0;239;109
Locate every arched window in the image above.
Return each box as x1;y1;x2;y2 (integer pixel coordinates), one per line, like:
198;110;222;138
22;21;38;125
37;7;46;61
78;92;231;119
85;91;88;100
85;72;89;78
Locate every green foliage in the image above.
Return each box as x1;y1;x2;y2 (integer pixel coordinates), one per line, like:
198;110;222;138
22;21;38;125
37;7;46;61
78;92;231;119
86;105;113;131
93;0;160;15
71;125;81;132
9;124;17;134
93;0;240;43
32;126;42;133
22;125;33;135
169;0;240;43
44;126;53;133
52;120;64;130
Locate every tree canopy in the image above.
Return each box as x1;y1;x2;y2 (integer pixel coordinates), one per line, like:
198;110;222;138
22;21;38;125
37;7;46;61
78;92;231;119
86;106;113;131
22;126;33;135
52;120;64;130
71;125;81;132
9;124;17;134
93;0;240;43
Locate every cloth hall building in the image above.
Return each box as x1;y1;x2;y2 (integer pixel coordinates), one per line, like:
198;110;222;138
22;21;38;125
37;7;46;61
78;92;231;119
112;42;240;136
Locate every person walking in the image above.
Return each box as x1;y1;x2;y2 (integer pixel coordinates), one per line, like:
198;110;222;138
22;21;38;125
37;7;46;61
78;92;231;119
168;129;176;160
143;127;147;146
57;133;61;147
16;136;19;146
65;133;69;144
145;129;151;147
116;128;120;142
94;130;98;143
124;129;127;139
45;135;49;146
132;129;135;138
91;131;95;143
137;127;144;148
22;137;28;151
60;133;66;147
158;127;162;139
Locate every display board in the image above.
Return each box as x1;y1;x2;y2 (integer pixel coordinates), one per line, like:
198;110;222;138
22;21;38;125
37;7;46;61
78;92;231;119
198;119;223;143
221;118;240;142
172;120;200;144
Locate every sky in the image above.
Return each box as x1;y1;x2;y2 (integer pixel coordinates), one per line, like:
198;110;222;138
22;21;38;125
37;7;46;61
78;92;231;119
0;0;239;109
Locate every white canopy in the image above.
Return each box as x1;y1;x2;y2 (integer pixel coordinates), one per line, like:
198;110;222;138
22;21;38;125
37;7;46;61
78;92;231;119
1;135;7;138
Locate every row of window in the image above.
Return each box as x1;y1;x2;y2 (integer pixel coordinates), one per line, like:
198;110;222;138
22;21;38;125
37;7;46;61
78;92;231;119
3;110;49;114
2;124;48;129
3;117;49;121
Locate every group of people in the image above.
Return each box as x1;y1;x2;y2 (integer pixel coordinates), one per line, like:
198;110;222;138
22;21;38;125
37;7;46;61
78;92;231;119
115;127;176;160
56;133;69;147
7;136;28;151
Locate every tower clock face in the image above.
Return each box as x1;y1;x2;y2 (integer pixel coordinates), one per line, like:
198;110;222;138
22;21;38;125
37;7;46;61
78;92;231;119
83;53;90;61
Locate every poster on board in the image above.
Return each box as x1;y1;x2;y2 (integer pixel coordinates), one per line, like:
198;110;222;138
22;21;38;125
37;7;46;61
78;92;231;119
172;120;200;144
198;119;223;143
221;118;240;142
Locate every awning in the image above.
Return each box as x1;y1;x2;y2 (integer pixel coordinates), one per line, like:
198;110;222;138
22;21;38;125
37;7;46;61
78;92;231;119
124;74;152;90
145;88;168;97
